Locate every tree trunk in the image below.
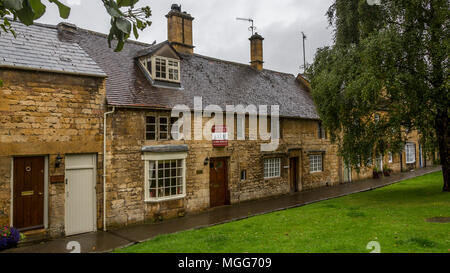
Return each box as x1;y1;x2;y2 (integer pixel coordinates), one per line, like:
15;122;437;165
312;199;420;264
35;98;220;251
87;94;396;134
436;113;449;192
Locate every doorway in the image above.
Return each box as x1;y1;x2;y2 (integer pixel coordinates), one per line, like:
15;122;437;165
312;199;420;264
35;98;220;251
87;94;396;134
13;157;45;231
65;154;97;236
209;157;229;208
289;157;299;192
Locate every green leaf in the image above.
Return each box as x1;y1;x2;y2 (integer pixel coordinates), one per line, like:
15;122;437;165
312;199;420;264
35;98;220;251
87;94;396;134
117;0;138;7
115;17;131;34
132;23;138;39
0;79;3;87
28;0;47;20
104;0;123;18
48;0;70;19
16;3;35;25
136;18;144;29
4;0;24;10
115;39;125;52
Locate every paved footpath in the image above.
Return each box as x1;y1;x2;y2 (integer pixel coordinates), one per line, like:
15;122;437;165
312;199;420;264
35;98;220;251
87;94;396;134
3;167;441;253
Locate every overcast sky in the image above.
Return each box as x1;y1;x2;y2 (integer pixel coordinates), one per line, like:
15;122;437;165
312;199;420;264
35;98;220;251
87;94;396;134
37;0;335;75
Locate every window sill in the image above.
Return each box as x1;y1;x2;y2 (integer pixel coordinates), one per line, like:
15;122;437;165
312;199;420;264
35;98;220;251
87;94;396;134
406;161;416;164
310;171;323;174
264;176;281;180
145;194;186;203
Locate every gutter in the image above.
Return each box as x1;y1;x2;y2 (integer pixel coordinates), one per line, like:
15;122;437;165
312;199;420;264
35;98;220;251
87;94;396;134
103;106;115;231
0;64;107;78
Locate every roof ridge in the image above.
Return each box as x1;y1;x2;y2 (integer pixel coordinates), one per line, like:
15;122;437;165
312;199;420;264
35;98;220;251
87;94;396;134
10;18;57;29
76;27;152;47
188;53;295;77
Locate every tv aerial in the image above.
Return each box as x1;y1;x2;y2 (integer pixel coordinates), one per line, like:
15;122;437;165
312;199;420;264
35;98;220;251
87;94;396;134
301;31;307;72
236;17;257;35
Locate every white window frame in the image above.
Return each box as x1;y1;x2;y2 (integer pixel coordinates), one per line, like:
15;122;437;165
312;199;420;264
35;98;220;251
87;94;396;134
388;152;393;163
143;152;187;202
310;154;323;173
141;56;180;83
264;158;281;179
405;143;416;164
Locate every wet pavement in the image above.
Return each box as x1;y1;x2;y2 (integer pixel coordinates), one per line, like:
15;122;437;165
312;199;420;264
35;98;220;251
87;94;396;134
2;166;441;253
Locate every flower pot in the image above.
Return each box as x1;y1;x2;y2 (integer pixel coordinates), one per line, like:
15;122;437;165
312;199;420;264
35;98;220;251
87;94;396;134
0;226;20;251
373;171;382;179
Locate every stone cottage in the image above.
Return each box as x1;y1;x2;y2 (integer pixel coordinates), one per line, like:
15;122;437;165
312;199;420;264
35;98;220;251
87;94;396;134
0;22;107;236
0;4;427;237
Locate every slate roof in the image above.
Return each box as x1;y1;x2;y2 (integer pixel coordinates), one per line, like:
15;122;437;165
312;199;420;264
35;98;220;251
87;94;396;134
2;21;319;119
73;28;319;119
0;21;106;77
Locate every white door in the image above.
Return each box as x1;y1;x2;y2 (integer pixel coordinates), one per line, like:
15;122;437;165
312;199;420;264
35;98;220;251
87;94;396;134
65;154;97;236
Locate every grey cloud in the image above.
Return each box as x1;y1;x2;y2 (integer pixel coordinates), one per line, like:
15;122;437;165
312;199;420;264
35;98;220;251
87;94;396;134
37;0;335;75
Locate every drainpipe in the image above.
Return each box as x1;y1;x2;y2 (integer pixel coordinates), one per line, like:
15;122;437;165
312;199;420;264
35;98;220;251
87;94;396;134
103;106;115;231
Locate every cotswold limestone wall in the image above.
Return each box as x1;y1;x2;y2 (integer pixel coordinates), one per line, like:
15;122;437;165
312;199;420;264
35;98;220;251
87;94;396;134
105;109;342;228
350;132;423;181
0;69;106;236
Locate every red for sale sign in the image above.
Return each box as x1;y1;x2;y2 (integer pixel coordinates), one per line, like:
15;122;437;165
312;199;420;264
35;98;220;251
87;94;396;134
212;125;228;147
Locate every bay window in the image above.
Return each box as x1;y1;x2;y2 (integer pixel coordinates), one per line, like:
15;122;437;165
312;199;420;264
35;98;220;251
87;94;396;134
144;152;187;202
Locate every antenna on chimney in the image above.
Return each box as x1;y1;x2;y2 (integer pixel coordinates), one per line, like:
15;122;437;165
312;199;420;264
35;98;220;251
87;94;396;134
236;18;256;35
301;31;307;73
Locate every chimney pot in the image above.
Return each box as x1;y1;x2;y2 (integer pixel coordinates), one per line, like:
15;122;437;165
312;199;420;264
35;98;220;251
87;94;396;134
171;4;181;12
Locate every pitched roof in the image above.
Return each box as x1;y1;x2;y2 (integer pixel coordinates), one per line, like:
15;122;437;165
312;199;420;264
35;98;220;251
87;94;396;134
3;21;319;119
0;21;106;77
73;28;319;119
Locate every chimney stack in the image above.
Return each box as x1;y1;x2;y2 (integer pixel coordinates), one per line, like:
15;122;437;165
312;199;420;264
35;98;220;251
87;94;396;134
249;33;264;71
166;4;195;54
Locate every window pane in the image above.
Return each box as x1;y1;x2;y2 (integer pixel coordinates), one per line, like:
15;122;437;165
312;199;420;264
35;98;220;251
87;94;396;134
147;159;184;200
310;155;323;173
146;133;156;140
264;158;281;179
146;60;152;74
146;116;157;140
150;189;156;198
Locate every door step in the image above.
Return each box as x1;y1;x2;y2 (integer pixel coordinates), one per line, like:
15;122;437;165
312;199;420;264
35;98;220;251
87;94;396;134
18;229;51;247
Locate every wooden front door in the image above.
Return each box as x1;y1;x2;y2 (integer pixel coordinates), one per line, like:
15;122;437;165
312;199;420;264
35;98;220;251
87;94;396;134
290;157;299;192
209;157;229;208
13;157;45;231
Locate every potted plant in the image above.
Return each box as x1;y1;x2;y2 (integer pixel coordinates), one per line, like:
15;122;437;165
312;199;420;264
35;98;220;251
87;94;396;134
0;226;21;251
383;167;393;177
373;167;382;179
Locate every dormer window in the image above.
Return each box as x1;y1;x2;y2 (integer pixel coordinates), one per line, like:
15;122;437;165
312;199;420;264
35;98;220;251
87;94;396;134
141;56;180;83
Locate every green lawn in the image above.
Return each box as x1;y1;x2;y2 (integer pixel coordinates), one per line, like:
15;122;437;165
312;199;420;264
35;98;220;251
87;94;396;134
115;172;449;253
